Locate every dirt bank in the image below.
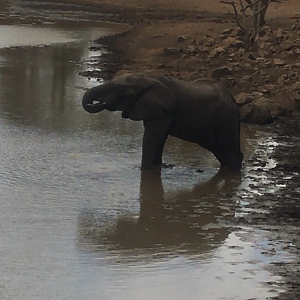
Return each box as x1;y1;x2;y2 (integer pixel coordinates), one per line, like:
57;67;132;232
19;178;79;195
26;0;300;125
19;0;300;299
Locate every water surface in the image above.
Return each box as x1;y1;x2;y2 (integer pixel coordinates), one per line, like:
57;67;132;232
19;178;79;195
0;1;292;299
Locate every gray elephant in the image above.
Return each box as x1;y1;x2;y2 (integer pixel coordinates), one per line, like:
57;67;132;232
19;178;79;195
82;72;243;170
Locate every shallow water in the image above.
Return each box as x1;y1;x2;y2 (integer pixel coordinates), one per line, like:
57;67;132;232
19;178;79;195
0;1;294;299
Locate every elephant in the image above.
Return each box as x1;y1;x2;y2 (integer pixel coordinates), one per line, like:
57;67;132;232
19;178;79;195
82;72;244;171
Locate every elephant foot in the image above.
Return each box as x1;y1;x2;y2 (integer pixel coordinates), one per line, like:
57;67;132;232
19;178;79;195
141;163;174;170
161;163;175;169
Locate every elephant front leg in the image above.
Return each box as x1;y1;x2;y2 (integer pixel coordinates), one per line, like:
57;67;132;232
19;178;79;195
141;117;171;170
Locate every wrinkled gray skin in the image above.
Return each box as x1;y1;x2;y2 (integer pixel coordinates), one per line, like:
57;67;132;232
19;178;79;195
82;72;243;170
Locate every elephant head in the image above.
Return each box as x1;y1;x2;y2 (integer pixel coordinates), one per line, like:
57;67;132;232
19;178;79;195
82;72;176;120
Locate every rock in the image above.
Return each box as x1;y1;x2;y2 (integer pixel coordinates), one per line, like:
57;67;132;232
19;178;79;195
204;39;215;47
211;66;232;79
277;75;288;86
222;37;244;49
221;27;244;38
197;47;210;57
253;96;285;117
281;40;300;51
247;53;257;60
260;25;272;35
177;35;188;42
270;45;282;53
163;47;181;54
276;28;284;39
258;50;268;58
256;57;267;65
241;75;253;82
239;104;254;121
184;45;198;54
240;104;274;125
260;41;272;51
273;58;286;66
222;27;235;36
291;24;300;31
264;60;272;68
250;107;274;124
209;46;226;58
292;47;300;54
261;89;271;95
233;27;244;37
291;82;300;91
235;92;254;107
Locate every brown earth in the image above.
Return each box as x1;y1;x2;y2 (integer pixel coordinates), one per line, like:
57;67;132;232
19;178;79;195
29;0;300;125
22;0;300;299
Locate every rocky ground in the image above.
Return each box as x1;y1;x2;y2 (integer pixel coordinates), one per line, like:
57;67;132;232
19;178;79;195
22;0;300;298
92;20;300;125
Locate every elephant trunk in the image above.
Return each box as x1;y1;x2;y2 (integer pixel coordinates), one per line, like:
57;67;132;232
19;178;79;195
82;83;122;114
82;99;108;114
82;87;108;114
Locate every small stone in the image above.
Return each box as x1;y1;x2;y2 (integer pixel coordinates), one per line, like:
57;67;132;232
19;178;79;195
177;35;188;42
276;28;284;39
273;58;286;66
291;24;297;31
235;92;254;107
290;24;300;31
260;41;272;50
222;37;244;49
261;89;271;95
184;45;198;54
293;48;300;54
240;104;274;125
211;66;232;79
291;82;300;91
163;47;181;54
239;104;254;122
222;27;235;35
280;40;300;51
209;46;226;58
277;75;288;86
264;61;272;67
241;75;253;82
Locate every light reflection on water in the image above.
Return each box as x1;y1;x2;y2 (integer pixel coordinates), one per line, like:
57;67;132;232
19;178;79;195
0;2;293;300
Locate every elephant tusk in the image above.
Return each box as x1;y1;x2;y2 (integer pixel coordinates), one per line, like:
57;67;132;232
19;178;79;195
87;102;107;107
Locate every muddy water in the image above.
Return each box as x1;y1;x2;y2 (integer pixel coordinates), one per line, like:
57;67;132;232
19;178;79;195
0;1;293;300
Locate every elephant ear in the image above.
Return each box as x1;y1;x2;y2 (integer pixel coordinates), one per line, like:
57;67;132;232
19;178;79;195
127;79;176;121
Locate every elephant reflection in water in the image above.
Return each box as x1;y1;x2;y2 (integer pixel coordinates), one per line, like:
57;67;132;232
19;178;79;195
77;170;241;256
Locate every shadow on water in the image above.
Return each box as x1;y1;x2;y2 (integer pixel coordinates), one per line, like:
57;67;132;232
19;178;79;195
77;169;242;259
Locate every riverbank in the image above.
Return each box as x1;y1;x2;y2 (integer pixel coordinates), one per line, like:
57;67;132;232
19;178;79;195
24;0;300;125
15;0;300;299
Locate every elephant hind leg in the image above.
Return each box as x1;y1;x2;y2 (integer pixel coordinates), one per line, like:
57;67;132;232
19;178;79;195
211;146;243;171
211;124;243;171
